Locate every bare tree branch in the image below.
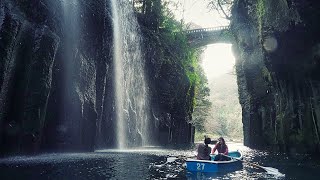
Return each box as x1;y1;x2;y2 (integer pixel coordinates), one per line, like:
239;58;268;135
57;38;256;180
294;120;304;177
217;0;231;20
207;0;233;20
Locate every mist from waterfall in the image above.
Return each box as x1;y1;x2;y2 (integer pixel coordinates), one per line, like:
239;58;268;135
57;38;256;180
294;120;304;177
61;0;79;65
110;0;150;149
61;0;80;146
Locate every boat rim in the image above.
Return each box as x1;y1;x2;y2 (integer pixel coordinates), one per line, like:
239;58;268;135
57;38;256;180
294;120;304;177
186;150;243;164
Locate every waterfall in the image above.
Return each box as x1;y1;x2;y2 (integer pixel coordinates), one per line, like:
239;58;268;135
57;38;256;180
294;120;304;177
61;0;79;55
110;0;150;149
61;0;80;147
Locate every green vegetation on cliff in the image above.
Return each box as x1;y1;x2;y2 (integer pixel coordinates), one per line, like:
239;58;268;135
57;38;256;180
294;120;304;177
231;0;320;153
256;0;266;38
134;0;211;138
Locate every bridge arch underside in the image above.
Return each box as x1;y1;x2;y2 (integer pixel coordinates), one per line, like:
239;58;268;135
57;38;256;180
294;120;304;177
187;30;233;48
189;30;242;140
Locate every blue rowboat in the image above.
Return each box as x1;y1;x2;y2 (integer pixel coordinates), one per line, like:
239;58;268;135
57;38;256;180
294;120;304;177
186;151;243;173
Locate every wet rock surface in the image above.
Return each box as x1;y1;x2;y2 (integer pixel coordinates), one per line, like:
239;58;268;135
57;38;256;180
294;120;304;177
0;0;194;154
231;0;320;153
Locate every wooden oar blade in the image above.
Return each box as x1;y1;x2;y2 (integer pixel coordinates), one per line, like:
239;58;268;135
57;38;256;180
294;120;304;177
167;157;178;163
167;155;196;163
262;167;285;177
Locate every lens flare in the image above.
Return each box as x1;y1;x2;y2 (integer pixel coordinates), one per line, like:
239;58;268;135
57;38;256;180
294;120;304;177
263;36;278;52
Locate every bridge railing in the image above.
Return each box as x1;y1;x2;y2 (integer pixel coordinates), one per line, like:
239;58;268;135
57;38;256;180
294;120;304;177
185;26;229;34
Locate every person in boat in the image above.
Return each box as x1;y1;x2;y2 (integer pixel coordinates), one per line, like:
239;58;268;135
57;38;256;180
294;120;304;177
196;137;212;160
211;137;231;161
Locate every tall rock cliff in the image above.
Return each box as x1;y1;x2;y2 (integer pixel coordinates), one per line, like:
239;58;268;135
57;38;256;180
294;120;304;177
0;0;111;154
0;0;194;155
143;31;195;145
231;0;320;153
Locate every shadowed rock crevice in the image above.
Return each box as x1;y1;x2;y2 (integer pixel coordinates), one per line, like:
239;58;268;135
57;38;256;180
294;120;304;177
231;0;320;153
0;0;195;155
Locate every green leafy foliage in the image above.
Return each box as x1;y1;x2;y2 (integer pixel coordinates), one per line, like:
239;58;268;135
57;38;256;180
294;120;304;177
135;0;212;136
256;0;266;37
191;63;212;132
205;74;243;141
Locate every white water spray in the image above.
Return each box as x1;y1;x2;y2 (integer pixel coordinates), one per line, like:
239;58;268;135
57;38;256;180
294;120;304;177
111;0;125;149
61;0;79;47
61;0;79;144
110;0;150;149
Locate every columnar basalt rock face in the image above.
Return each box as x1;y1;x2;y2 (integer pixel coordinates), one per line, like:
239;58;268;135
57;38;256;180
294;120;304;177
0;0;110;154
231;0;320;153
0;4;60;154
0;0;194;154
142;30;194;146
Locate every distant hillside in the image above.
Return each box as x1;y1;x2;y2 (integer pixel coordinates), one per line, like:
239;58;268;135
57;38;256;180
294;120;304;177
206;73;243;141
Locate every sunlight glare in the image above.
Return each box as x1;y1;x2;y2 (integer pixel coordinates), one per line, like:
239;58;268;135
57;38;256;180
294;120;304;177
170;0;229;27
202;44;235;79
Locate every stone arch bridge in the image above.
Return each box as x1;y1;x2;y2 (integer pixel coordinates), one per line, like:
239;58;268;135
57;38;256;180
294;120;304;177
185;26;233;48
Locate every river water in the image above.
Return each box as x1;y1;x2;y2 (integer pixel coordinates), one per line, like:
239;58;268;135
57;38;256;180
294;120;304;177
0;143;319;179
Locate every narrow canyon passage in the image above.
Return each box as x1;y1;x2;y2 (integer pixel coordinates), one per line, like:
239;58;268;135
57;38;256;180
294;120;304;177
1;0;320;179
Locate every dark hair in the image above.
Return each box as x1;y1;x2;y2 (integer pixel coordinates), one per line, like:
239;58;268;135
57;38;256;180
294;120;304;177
204;137;211;145
218;137;225;145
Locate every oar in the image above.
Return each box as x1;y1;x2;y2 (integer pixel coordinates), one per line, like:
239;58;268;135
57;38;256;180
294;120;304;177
221;154;284;176
167;155;196;163
149;155;195;168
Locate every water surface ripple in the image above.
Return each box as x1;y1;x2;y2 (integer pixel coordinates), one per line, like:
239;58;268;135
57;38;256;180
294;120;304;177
0;143;320;179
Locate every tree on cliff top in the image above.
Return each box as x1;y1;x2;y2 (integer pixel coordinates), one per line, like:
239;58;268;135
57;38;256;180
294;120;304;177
133;0;212;137
207;0;233;20
133;0;162;31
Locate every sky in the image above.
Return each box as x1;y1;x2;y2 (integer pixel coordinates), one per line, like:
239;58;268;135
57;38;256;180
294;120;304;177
170;0;235;78
170;0;229;27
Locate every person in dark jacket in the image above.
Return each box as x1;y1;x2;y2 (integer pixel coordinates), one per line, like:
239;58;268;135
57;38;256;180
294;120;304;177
197;137;212;160
212;137;231;161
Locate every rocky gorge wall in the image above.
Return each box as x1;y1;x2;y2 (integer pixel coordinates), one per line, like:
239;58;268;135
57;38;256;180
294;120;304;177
142;29;195;146
231;0;320;153
0;0;110;154
0;0;194;155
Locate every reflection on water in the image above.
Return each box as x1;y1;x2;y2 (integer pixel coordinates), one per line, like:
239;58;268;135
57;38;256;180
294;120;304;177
0;143;320;179
0;152;160;179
